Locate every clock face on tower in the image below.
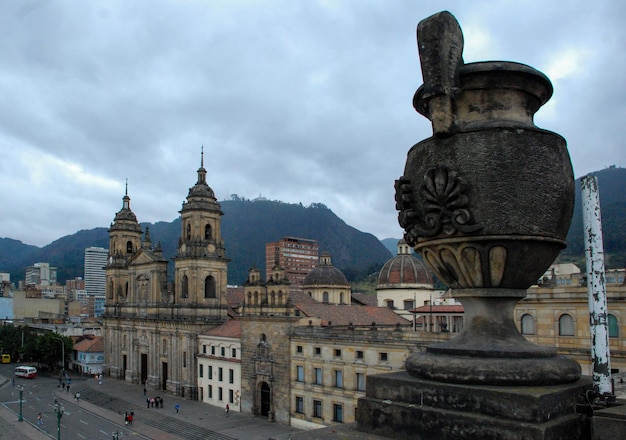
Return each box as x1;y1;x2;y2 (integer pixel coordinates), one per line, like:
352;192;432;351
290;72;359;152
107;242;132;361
207;243;216;253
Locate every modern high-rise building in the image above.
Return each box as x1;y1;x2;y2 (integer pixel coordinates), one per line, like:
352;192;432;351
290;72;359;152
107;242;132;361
265;237;319;291
84;247;108;296
24;262;57;286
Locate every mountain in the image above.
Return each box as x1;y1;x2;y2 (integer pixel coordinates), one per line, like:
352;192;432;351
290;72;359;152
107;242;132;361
0;200;392;286
560;166;626;268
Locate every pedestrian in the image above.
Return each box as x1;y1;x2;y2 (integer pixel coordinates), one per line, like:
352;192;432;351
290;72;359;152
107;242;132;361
146;397;150;408
75;391;80;402
127;412;133;425
12;377;15;386
225;404;230;414
98;376;103;385
143;386;146;396
124;412;128;425
66;384;70;392
150;397;155;408
37;413;43;426
160;397;164;409
175;403;180;414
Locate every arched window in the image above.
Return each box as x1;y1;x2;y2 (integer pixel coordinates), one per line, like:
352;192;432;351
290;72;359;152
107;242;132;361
126;240;133;254
559;314;575;336
204;275;216;299
323;291;329;303
108;281;114;299
339;292;344;304
181;275;189;298
521;314;535;335
125;282;129;297
186;223;191;240
247;292;252;304
270;292;275;305
278;291;283;305
254;291;259;305
205;224;212;240
609;314;619;338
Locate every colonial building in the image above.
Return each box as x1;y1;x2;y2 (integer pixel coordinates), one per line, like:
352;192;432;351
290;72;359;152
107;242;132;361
103;153;229;398
197;319;242;411
516;268;626;375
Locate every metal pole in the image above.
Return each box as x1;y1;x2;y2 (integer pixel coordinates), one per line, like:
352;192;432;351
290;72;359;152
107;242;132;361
17;385;23;421
55;403;63;440
581;175;612;396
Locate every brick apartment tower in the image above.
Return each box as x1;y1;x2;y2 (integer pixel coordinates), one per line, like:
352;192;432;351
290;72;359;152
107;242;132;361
265;237;318;293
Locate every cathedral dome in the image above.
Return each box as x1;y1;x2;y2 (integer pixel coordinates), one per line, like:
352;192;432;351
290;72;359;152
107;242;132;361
303;253;349;286
377;240;434;287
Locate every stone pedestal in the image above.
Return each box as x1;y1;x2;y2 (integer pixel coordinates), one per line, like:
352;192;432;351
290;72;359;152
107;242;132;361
357;372;592;440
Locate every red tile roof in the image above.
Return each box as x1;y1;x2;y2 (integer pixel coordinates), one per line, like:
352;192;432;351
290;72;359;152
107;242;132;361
351;292;378;306
201;319;241;338
295;304;410;327
72;336;104;353
411;305;464;313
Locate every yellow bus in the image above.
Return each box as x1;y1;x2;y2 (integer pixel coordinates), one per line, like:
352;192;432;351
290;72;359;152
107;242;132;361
1;354;10;364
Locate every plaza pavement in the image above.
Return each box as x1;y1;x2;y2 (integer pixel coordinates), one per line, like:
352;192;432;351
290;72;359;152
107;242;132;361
0;373;388;440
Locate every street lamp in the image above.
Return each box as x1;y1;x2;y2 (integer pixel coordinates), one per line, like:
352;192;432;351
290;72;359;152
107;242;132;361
54;402;64;440
51;336;65;375
17;384;24;422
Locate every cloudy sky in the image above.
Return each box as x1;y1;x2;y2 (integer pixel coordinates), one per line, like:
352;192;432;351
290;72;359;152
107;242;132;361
1;0;624;248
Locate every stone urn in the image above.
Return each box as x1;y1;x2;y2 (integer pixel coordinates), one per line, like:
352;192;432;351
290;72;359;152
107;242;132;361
395;11;581;385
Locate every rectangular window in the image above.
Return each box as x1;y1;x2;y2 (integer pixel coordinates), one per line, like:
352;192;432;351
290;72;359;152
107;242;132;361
313;400;322;418
211;346;216;355
314;347;321;355
296;345;303;354
314;367;323;385
219;387;223;401
356;373;365;391
296;365;304;382
334;349;341;357
199;364;204;378
229;369;234;384
221;347;225;357
379;352;388;362
334;370;343;388
404;300;414;310
229;389;234;404
295;396;304;414
183;351;187;368
333;404;343;423
202;345;207;354
208;385;213;398
232;348;237;358
209;365;213;380
356;350;364;360
218;367;223;381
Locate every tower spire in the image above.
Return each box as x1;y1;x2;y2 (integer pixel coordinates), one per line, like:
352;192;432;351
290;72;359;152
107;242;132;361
197;147;207;185
122;178;130;210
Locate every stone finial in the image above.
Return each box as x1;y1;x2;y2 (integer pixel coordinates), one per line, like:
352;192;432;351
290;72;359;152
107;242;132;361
415;11;464;136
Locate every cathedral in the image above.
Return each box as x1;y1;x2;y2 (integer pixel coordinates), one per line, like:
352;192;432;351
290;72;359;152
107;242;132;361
103;151;229;398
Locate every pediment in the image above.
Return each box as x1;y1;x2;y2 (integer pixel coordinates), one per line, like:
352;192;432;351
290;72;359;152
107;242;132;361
128;249;159;266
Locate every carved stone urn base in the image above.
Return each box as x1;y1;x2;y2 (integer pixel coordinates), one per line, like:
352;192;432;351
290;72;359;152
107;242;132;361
406;290;581;385
356;371;592;440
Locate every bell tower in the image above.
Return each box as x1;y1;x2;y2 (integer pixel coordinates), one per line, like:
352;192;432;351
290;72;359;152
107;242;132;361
105;181;142;305
173;148;229;320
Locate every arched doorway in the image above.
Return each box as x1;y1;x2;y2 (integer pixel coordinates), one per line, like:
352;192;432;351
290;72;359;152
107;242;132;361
260;382;271;417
